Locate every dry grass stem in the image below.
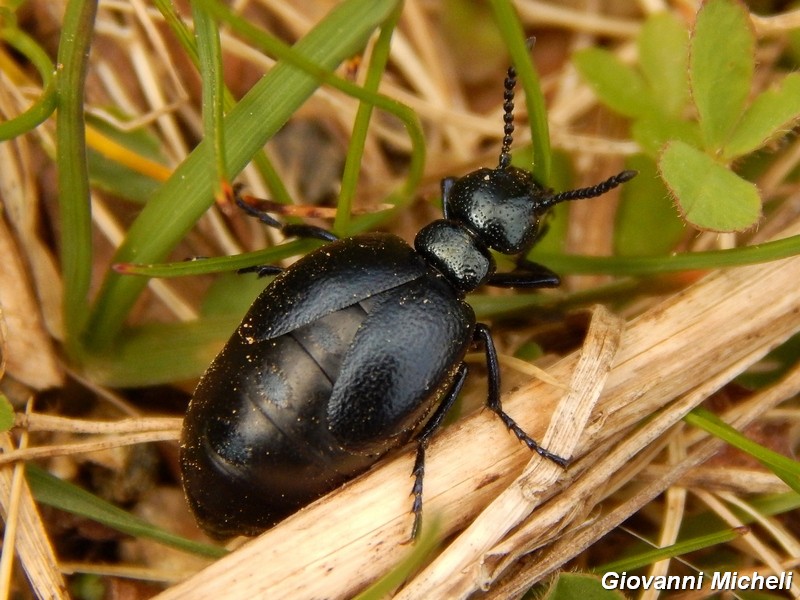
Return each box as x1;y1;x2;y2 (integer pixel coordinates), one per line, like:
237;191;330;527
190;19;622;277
0;431;180;467
58;561;201;585
0;421;28;599
0;434;68;599
639;465;792;495
515;1;641;37
14;413;182;434
751;9;800;34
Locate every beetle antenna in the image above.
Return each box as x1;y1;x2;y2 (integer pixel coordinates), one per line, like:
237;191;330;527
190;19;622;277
498;39;536;170
539;169;637;209
497;65;516;170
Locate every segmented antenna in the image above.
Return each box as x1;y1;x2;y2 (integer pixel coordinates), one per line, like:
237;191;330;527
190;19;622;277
498;65;516;170
541;170;637;210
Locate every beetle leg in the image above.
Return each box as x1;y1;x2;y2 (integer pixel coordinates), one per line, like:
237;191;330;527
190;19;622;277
474;323;569;467
408;363;468;540
485;259;560;288
281;222;339;242
235;189;339;243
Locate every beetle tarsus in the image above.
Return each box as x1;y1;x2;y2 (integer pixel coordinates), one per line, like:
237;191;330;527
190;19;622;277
408;446;426;542
407;364;468;540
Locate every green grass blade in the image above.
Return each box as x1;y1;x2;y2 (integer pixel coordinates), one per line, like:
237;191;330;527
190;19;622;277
56;0;98;357
677;492;800;541
533;232;800;276
0;78;57;140
543;573;625;599
84;0;401;351
127;226;800;281
26;464;226;559
353;520;441;600
153;0;292;205
335;3;402;233
0;25;58;139
153;0;199;65
684;408;800;495
192;4;227;200
114;239;318;278
0;395;14;432
84;316;244;385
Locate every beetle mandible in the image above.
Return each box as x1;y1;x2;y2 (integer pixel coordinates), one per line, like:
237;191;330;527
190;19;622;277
180;62;636;539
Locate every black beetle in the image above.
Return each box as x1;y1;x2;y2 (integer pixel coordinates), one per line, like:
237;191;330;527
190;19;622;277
180;63;635;539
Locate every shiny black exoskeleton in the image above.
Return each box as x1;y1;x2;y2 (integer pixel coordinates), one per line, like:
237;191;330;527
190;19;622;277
180;64;635;539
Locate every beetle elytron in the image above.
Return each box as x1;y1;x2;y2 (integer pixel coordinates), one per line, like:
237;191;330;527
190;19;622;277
180;61;635;539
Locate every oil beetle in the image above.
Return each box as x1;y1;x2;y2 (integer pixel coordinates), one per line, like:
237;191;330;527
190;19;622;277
180;62;635;539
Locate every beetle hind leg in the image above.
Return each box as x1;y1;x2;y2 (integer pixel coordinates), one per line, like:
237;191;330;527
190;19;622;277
407;364;468;541
234;186;338;243
474;324;569;467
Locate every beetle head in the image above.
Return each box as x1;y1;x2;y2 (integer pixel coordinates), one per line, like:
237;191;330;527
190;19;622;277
444;164;637;257
444;166;549;255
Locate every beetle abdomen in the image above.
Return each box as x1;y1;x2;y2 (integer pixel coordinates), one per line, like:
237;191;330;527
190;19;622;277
181;305;379;537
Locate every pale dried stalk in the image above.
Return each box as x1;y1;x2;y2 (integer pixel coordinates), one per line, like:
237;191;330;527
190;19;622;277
0;434;68;599
59;561;199;585
0;414;181;466
155;219;800;600
515;0;641;37
633;438;687;600
639;465;792;495
751;9;800;34
0;431;180;467
0;410;28;599
13;413;182;435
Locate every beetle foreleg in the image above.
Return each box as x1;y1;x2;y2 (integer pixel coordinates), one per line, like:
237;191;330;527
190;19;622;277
474;324;569;467
408;363;468;540
486;259;561;289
